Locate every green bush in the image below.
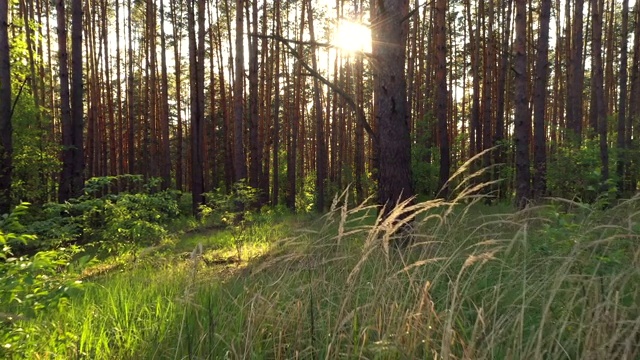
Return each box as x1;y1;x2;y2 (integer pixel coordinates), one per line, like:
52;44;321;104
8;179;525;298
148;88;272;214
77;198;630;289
0;204;85;357
102;190;182;250
547;140;609;202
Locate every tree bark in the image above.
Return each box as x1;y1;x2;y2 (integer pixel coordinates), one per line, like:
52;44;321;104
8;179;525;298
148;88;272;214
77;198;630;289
0;0;12;214
159;0;171;190
188;0;205;215
307;0;326;212
532;0;550;199
248;0;260;191
566;0;584;143
233;0;247;182
434;0;449;196
590;0;608;184
371;0;414;223
514;0;531;208
617;0;628;193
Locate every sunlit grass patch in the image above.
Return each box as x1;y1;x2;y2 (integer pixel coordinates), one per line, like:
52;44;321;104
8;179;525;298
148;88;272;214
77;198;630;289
11;192;640;359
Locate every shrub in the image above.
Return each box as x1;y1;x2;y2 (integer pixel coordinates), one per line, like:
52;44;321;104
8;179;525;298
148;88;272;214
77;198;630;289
0;204;85;357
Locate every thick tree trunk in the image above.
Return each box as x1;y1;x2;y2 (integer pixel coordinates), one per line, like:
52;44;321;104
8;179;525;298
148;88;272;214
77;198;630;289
434;0;449;196
0;0;11;214
57;0;73;202
514;0;531;208
371;0;414;221
532;0;550;200
188;0;205;215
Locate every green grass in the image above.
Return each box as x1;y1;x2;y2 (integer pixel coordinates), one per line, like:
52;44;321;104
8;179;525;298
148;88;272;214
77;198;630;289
6;195;640;359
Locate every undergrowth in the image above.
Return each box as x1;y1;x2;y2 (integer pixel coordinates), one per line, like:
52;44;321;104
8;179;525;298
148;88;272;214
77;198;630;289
3;190;639;359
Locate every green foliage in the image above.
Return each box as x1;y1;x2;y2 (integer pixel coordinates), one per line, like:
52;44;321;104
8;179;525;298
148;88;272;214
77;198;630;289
547;140;607;202
411;144;440;196
0;204;85;358
26;177;184;255
101;190;181;254
411;113;440;196
202;181;263;260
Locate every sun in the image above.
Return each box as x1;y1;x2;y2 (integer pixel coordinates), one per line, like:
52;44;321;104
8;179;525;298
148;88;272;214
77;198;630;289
331;20;372;54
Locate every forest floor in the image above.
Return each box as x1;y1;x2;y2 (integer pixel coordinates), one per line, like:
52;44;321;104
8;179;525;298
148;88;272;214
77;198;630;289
8;196;640;359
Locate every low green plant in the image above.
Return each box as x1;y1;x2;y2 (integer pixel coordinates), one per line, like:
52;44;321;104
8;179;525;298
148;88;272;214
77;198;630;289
0;204;86;358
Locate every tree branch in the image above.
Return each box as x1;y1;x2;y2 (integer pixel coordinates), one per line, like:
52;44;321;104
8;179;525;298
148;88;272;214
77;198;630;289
251;33;376;140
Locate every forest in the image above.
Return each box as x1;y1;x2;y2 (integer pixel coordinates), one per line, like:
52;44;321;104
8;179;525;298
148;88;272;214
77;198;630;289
1;0;639;358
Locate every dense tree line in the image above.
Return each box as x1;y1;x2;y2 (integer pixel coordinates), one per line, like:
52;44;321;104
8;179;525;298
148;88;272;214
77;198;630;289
1;0;639;217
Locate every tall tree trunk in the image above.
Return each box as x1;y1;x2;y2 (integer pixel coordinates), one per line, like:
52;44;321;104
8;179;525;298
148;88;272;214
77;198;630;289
58;0;84;202
567;0;584;143
127;0;135;177
287;1;305;211
248;0;260;190
233;0;247;182
115;0;125;182
591;0;608;184
307;0;326;212
434;0;449;196
271;0;281;206
628;5;640;191
465;0;480;158
101;0;116;183
0;0;11;214
188;0;205;215
70;0;84;198
494;0;512;199
371;0;414;224
159;0;171;190
532;0;550;199
170;0;184;190
146;0;158;180
617;0;628;193
514;0;530;208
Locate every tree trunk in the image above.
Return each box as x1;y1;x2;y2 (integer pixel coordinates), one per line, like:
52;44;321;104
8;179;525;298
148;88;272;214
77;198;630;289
567;0;584;143
434;0;449;196
371;0;414;224
617;0;628;193
307;0;326;212
590;0;608;184
159;0;171;190
188;0;205;215
271;0;281;206
0;0;12;214
127;0;135;177
170;0;184;190
532;0;550;200
494;0;512;199
57;0;75;202
514;0;530;208
233;0;247;182
248;0;260;191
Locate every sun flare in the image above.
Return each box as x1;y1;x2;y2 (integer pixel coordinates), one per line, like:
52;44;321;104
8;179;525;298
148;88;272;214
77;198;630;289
331;20;372;54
